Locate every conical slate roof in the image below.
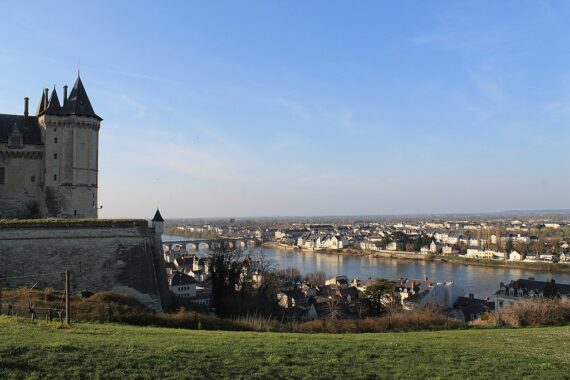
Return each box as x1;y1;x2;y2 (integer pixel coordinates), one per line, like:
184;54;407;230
152;209;165;222
60;76;102;121
43;88;62;115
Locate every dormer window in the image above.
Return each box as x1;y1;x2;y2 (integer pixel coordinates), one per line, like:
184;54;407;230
8;125;23;149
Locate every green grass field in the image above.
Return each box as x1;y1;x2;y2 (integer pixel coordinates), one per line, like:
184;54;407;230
0;317;569;379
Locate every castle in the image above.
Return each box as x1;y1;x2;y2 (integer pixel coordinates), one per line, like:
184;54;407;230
0;75;100;219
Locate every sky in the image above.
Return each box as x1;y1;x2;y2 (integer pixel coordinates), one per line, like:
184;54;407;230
1;1;569;218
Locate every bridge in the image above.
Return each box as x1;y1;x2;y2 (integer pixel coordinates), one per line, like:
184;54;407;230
162;237;262;251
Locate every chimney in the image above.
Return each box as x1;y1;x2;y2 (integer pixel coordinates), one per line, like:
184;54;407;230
23;97;29;128
63;85;68;105
411;281;416;293
44;88;49;109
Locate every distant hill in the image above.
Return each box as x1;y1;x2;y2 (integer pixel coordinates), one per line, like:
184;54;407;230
168;208;570;223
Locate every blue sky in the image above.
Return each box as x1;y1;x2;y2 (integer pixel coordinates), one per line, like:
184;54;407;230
1;1;569;218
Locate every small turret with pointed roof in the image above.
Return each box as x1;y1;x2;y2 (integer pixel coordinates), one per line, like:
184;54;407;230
153;208;165;222
152;208;165;235
42;87;62;116
61;74;102;121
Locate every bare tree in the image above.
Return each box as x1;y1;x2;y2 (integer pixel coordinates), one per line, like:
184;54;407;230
305;271;327;286
325;297;344;321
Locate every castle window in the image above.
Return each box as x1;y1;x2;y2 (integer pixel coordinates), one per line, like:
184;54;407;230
53;174;57;181
31;175;35;183
0;168;4;184
74;210;77;216
54;153;58;159
54;137;58;143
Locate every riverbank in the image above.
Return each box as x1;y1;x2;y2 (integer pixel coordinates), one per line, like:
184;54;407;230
440;256;570;273
262;242;570;273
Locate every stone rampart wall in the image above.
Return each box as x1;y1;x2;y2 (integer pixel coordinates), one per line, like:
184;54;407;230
0;220;171;310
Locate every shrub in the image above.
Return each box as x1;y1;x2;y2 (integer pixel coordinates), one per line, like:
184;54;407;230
482;299;570;327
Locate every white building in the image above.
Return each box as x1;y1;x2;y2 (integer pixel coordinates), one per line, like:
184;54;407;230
169;271;197;298
509;250;524;261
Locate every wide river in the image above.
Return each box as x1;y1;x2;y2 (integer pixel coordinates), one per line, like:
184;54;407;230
163;235;570;298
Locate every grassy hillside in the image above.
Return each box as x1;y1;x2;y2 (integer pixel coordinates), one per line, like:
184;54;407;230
0;317;569;379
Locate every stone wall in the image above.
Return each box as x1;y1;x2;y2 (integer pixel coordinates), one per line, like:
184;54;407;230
0;219;171;310
0;145;44;218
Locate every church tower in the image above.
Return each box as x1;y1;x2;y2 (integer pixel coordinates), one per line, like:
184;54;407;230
38;75;102;218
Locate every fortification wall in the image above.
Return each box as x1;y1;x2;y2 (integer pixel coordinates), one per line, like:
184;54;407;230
0;146;44;218
0;219;171;310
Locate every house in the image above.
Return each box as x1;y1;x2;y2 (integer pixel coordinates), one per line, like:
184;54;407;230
434;231;449;243
447;232;463;245
277;291;295;308
169;271;197;298
386;242;398;251
351;278;375;293
329;235;349;249
429;240;440;253
173;255;198;272
466;247;483;258
359;241;378;251
509;250;524;261
539;254;556;262
325;275;349;289
396;279;464;310
452;294;495;322
442;244;459;255
496;279;570;309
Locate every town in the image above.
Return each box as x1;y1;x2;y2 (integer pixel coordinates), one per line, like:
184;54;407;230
160;214;570;323
167;215;570;263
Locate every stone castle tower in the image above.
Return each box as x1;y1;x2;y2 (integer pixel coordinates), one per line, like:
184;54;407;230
0;75;101;219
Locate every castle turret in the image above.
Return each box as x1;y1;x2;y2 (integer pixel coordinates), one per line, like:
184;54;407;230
152;209;165;236
39;75;101;218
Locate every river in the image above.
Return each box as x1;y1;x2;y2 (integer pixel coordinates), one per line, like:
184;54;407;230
162;235;570;298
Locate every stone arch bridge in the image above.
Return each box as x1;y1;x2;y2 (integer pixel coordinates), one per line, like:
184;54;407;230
163;238;262;251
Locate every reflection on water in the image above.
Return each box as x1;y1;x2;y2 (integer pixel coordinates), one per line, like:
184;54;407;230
162;235;570;298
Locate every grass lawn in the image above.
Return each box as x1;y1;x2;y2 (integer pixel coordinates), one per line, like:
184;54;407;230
0;317;569;379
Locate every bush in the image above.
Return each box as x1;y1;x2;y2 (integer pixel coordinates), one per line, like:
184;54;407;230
489;299;570;327
291;308;464;333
